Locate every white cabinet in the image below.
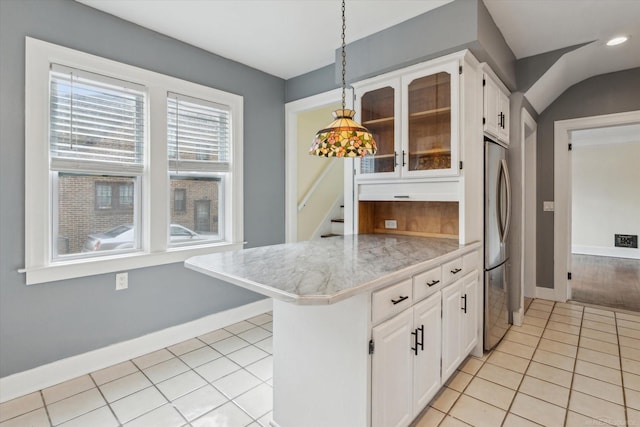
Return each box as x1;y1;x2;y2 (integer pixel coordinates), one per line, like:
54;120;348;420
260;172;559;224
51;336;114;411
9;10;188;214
372;249;480;427
371;292;441;427
354;58;461;179
441;271;479;382
371;308;414;427
462;273;479;355
482;66;510;145
412;293;442;415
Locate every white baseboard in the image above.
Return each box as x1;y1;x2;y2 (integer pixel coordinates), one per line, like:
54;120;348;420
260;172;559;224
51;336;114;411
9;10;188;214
535;286;561;302
0;298;273;403
572;245;640;259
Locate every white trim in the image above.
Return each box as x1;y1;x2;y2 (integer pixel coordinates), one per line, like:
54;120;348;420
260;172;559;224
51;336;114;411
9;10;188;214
521;108;537;303
25;37;244;284
284;89;342;243
572;245;640;260
554;110;640;302
0;298;272;403
535;286;559;301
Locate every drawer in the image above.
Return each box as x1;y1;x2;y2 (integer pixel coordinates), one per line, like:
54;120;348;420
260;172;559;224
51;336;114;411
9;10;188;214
372;279;413;325
413;266;442;303
463;250;480;274
442;257;464;285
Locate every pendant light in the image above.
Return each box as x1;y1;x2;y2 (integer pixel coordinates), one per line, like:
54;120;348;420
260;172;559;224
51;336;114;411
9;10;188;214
309;0;377;158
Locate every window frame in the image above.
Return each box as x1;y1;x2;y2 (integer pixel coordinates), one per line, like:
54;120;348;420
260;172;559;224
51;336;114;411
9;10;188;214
25;38;244;285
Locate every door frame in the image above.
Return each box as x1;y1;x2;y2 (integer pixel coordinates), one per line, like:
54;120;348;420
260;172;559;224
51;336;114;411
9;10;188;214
554;110;640;301
285;89;342;243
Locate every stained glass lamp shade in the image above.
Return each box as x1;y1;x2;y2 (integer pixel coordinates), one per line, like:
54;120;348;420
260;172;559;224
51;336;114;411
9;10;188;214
309;0;377;158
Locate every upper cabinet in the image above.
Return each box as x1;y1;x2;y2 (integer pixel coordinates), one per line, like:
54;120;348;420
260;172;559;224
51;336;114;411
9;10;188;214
354;60;460;179
482;65;510;145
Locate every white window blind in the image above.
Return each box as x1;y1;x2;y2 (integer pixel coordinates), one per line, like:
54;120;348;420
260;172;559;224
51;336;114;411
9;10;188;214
167;93;231;173
50;64;146;175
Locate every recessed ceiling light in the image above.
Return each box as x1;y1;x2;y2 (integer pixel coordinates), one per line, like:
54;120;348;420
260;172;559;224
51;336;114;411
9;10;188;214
606;36;628;46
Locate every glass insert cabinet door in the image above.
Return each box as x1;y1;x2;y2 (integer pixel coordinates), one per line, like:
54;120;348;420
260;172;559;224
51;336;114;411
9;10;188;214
406;72;451;172
359;85;398;175
355;61;459;179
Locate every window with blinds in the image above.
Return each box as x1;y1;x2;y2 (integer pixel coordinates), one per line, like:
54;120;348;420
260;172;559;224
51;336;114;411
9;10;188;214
50;65;145;175
167;93;231;173
26;38;244;283
167;93;228;246
49;65;145;259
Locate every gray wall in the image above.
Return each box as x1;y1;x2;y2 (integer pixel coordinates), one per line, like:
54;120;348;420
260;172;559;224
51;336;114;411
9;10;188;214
535;68;640;288
286;0;516;103
0;0;285;377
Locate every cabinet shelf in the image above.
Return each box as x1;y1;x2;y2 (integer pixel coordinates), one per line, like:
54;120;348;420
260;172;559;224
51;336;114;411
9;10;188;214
362;116;394;126
409;107;451;120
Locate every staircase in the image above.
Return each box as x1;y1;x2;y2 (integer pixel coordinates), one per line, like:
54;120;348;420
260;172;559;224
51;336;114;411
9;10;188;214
321;205;345;238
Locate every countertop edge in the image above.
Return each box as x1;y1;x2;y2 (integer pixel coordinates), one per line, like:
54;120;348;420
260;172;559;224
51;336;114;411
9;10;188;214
185;240;481;305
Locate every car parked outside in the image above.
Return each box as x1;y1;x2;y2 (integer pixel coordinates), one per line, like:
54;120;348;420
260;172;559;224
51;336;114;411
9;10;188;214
82;224;204;251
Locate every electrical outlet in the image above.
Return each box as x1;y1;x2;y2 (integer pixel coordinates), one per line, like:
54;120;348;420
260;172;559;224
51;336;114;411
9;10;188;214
116;272;128;290
384;220;398;229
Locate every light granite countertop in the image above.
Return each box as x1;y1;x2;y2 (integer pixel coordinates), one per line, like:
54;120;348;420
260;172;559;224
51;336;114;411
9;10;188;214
185;234;480;305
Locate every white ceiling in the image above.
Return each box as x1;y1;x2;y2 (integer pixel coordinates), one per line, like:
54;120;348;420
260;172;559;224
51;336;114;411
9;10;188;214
75;0;453;79
76;0;640;110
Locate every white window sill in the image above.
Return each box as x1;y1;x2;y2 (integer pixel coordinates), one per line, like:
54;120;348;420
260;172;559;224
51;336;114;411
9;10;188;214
23;242;245;285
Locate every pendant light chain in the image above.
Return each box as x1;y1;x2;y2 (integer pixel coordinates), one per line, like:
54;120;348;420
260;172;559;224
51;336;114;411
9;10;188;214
341;0;346;110
308;0;377;158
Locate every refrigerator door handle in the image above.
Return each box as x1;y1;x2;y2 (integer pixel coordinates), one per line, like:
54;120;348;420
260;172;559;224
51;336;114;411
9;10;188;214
501;159;512;243
497;161;505;243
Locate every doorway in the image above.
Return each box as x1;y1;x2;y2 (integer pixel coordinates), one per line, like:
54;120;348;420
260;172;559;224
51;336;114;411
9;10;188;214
554;111;640;310
285;89;343;243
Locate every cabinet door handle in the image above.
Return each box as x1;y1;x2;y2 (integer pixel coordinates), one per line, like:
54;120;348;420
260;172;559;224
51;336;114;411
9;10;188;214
394;151;399;167
427;279;440;287
450;268;462;274
411;328;418;355
402;150;407;167
417;325;424;352
391;295;409;305
461;294;467;313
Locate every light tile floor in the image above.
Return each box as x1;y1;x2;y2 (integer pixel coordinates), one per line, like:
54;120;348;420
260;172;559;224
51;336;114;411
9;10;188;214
2;301;640;427
413;299;640;427
0;313;274;427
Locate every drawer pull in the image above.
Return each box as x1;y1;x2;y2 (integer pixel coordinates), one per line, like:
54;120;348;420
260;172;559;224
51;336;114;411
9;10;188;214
450;268;462;274
426;279;440;287
393;195;410;199
391;295;409;305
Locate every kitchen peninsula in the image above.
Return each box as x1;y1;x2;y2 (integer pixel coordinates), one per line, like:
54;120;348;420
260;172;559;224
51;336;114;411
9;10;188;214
186;234;482;427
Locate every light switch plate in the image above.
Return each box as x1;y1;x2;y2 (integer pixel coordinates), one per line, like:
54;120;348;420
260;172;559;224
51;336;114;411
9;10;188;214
543;201;555;212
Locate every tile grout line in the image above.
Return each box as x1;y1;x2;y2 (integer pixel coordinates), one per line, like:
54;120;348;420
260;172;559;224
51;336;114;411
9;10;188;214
615;311;630;427
499;300;555;427
562;301;584;426
40;389;53;427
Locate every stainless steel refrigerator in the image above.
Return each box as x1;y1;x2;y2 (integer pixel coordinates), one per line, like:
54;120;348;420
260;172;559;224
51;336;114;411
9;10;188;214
484;137;512;350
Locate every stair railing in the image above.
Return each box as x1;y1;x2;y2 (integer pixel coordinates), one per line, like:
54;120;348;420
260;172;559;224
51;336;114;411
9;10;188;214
297;159;338;212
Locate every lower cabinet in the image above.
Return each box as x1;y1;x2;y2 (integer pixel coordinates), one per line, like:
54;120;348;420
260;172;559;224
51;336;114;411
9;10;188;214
371;258;479;427
442;272;478;382
371;292;441;427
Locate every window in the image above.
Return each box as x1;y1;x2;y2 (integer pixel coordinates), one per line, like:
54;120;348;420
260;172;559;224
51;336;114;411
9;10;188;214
25;38;244;284
95;182;135;211
174;188;186;212
167;94;230;246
